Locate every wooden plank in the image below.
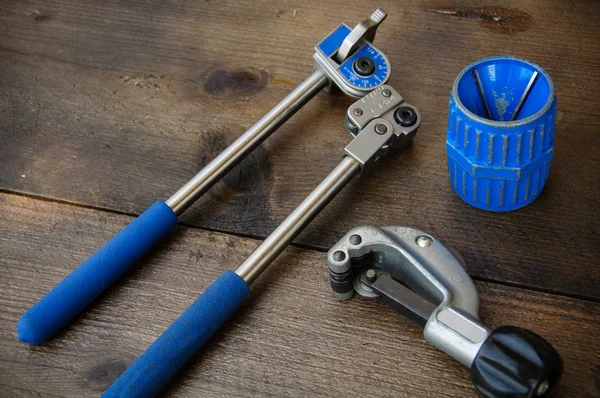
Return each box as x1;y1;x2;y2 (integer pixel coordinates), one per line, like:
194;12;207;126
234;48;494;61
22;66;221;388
0;192;598;397
0;0;598;302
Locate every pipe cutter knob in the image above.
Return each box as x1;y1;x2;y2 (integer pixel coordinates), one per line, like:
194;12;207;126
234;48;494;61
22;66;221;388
471;326;563;398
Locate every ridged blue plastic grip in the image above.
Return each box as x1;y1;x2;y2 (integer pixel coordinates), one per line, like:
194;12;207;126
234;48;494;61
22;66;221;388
17;201;178;344
447;56;556;211
102;270;250;398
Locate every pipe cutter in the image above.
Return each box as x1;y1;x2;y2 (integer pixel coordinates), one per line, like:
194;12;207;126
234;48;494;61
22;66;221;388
328;226;563;398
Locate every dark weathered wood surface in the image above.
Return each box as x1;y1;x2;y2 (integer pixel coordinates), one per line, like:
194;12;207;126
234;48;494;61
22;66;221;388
0;0;599;300
0;0;599;397
0;193;598;397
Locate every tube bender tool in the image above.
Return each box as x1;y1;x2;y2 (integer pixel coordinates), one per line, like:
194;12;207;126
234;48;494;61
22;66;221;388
102;83;421;396
18;9;392;345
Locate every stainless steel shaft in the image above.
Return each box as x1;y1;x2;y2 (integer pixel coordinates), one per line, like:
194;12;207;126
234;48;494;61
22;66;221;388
166;70;329;215
235;156;360;284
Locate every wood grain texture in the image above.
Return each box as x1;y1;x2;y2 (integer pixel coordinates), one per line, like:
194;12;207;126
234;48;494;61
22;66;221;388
0;192;598;397
0;0;598;304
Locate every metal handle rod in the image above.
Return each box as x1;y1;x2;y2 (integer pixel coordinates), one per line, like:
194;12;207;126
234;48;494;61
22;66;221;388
166;70;329;215
235;156;360;284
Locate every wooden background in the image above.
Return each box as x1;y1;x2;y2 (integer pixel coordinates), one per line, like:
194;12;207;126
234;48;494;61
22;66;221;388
0;0;598;396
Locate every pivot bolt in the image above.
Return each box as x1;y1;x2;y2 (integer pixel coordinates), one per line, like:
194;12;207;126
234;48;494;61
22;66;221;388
349;234;362;245
353;108;363;116
416;235;434;248
375;123;388;135
332;251;346;261
382;89;392;97
366;269;377;282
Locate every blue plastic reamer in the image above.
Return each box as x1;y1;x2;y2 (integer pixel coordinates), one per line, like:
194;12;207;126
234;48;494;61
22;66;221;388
446;56;556;211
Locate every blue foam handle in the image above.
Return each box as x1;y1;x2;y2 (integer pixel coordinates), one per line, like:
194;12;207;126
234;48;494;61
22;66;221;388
102;270;250;398
17;201;178;344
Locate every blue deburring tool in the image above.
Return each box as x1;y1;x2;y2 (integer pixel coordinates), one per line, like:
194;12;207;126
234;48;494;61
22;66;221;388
447;56;556;211
17;6;391;359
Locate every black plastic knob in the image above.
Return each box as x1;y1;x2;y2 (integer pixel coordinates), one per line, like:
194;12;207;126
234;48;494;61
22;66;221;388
471;326;563;398
394;106;418;127
353;56;376;76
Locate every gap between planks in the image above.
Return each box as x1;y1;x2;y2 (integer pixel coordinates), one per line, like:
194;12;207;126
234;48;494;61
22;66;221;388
1;188;598;305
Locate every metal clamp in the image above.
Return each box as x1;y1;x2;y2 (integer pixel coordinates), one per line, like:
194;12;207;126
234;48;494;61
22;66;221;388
343;85;420;169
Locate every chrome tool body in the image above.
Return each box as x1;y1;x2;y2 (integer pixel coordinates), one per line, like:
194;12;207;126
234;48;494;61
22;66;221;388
328;226;563;398
18;9;391;345
103;84;421;397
